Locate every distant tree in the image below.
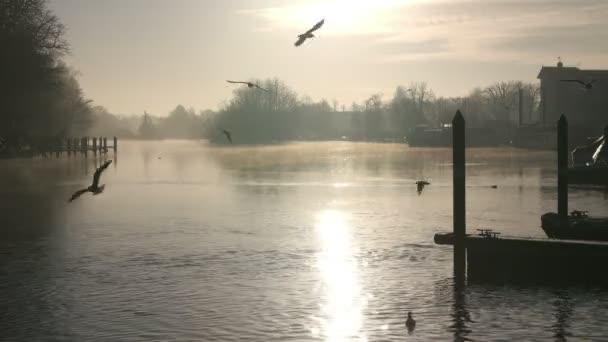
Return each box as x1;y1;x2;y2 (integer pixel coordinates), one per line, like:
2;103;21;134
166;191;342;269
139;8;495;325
138;111;159;139
0;0;91;152
389;84;428;134
87;106;136;138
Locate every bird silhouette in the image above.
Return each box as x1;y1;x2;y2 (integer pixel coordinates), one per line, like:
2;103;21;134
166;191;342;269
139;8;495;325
406;312;416;332
222;129;233;144
68;160;112;202
560;79;597;90
226;80;268;92
415;180;430;195
295;19;324;47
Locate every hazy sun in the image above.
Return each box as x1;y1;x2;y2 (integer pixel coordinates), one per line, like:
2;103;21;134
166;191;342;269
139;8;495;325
259;0;402;35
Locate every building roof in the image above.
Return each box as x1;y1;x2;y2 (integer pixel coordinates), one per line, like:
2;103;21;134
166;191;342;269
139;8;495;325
538;66;608;79
537;66;579;79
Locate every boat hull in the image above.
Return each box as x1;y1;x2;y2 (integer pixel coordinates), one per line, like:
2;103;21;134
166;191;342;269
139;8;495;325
568;165;608;185
541;212;608;241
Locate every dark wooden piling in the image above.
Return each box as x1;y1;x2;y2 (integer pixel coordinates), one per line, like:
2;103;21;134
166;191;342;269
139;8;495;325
92;137;97;154
518;88;524;126
103;137;108;153
67;138;72;156
113;136;117;152
84;137;88;156
557;115;568;224
55;139;60;158
434;112;608;284
453;110;466;277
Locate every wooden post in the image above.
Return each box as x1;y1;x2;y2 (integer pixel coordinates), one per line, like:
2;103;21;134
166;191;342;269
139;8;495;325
67;138;72;156
103;137;108;153
84;137;88;156
55;139;60;158
453;110;466;278
518;88;524;126
558;115;568;225
113;136;117;152
92;137;97;154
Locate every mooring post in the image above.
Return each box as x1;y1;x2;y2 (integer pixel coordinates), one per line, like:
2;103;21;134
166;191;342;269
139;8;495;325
518;88;524;126
557;115;568;225
67;138;71;156
84;137;88;156
55;139;60;158
92;137;97;154
113;136;117;152
103;137;108;153
453;110;466;278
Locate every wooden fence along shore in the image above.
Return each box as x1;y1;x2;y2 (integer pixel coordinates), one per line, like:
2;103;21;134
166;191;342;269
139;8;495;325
1;136;118;158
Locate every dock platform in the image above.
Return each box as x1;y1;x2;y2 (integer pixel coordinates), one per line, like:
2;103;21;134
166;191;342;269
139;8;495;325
437;112;608;284
435;231;608;282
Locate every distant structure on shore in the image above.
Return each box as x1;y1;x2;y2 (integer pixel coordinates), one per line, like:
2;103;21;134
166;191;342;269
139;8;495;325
538;59;608;143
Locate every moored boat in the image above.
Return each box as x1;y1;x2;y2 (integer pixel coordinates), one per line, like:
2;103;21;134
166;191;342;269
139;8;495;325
541;211;608;241
569;125;608;185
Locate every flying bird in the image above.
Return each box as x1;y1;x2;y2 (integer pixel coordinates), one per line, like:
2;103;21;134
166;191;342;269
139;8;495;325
68;160;112;202
560;79;597;90
415;180;430;195
226;80;268;92
294;19;324;47
406;311;416;332
222;129;233;144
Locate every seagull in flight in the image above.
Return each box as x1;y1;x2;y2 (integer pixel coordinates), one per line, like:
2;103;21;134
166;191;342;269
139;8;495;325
226;80;268;92
222;129;233;144
560;79;598;90
68;160;112;202
415;180;430;195
295;19;324;47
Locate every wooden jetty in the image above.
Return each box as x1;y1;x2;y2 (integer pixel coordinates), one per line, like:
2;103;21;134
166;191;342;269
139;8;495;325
434;112;608;283
39;136;117;158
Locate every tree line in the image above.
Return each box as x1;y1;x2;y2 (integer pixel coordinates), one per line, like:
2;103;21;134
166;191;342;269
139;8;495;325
86;78;541;144
201;78;540;144
0;0;92;154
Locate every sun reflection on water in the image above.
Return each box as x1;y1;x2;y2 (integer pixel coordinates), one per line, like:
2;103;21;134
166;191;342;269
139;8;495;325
314;210;366;342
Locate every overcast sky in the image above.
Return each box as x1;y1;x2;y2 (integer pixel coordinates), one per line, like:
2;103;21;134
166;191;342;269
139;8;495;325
49;0;608;116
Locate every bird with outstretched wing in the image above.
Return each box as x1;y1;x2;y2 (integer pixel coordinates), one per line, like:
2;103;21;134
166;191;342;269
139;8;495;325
68;160;113;202
226;80;268;92
415;180;431;195
222;129;233;144
560;79;597;90
295;19;324;47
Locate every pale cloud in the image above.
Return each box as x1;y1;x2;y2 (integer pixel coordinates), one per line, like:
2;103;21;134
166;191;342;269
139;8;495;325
245;0;608;64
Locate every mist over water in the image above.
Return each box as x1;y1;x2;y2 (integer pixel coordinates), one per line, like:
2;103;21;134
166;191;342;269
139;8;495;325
2;141;608;341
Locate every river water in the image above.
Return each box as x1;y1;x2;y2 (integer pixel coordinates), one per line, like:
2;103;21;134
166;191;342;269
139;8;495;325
1;141;607;341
